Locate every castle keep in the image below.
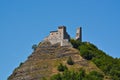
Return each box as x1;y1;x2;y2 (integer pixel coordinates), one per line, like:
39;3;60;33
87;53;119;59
44;26;82;46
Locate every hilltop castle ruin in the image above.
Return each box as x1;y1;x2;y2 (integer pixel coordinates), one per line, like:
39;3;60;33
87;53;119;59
44;26;82;46
76;27;82;42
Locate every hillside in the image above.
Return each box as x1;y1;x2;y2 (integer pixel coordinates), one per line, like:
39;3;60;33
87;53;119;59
8;41;104;80
70;39;120;80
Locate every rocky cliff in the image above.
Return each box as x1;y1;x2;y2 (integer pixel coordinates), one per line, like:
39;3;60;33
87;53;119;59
8;41;101;80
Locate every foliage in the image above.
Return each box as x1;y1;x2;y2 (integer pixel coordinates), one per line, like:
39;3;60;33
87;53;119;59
67;56;74;65
51;69;103;80
78;42;97;60
57;63;68;72
80;50;94;60
19;62;23;67
70;39;81;48
84;71;104;80
32;44;38;51
50;73;62;80
70;39;120;79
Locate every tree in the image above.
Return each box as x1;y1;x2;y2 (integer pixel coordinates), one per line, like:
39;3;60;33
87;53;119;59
84;71;104;80
76;68;85;80
50;73;62;80
78;44;95;60
32;44;38;51
81;50;94;60
70;39;81;48
57;63;67;72
67;56;74;65
51;69;104;80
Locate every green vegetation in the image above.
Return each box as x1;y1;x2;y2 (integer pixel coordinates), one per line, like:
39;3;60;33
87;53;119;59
19;62;23;67
9;40;120;80
70;39;81;48
84;71;104;80
57;63;68;72
67;56;74;65
51;68;104;80
70;39;120;80
32;44;38;51
51;53;104;80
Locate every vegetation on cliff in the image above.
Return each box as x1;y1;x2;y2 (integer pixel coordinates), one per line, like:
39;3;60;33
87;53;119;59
51;68;104;80
8;39;120;80
8;41;103;80
70;39;120;80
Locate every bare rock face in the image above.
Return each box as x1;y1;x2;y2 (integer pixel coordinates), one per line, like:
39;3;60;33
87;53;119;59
8;41;100;80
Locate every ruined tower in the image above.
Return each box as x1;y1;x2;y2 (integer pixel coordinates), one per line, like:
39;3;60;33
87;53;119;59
58;26;66;39
76;27;82;42
44;26;71;47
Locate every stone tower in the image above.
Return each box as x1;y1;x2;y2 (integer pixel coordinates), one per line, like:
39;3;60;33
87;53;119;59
44;26;71;47
58;26;66;39
76;27;82;42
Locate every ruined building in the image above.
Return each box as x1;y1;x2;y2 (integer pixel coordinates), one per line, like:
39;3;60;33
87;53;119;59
44;26;82;46
76;27;82;42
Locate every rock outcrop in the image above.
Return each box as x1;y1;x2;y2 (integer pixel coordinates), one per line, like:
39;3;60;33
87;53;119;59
8;41;101;80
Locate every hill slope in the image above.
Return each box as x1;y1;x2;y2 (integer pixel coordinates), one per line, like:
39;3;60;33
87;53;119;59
8;41;103;80
70;39;120;80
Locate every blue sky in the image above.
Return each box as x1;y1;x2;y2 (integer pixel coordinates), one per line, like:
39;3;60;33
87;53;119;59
0;0;120;80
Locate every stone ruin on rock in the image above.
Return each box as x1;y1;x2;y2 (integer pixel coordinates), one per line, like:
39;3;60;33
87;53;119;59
44;26;82;46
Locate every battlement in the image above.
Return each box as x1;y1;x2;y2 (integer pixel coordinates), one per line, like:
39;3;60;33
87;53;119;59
44;26;82;47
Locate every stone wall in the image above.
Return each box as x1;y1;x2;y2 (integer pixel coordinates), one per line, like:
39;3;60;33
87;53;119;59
76;27;82;42
44;26;71;47
44;26;82;47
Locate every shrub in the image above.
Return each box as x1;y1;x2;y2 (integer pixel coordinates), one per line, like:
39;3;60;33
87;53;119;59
80;50;94;60
51;68;104;80
57;63;67;72
50;73;62;80
19;62;23;66
70;39;81;48
67;56;74;65
84;71;104;80
78;44;94;60
32;44;38;51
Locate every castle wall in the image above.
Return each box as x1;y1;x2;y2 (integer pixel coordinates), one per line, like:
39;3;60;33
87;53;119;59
76;27;82;42
44;26;82;46
49;32;60;39
61;39;72;46
44;26;71;47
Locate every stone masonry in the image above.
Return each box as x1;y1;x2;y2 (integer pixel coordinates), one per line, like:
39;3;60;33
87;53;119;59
44;26;82;46
76;27;82;42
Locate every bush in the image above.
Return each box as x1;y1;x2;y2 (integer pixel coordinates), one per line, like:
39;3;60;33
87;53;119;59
80;50;94;60
19;62;23;66
67;56;74;65
76;68;85;79
57;63;67;72
70;39;81;48
51;69;104;80
50;73;62;80
78;44;95;60
84;71;104;80
69;39;120;79
32;44;38;51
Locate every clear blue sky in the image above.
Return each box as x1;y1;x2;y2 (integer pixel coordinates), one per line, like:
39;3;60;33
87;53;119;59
0;0;120;80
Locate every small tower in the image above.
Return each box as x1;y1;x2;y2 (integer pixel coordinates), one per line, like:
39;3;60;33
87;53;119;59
76;27;82;42
58;26;66;39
